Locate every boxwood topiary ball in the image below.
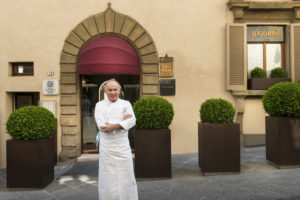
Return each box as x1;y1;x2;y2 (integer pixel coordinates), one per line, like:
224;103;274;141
133;96;174;129
200;98;235;123
270;67;286;78
6;106;56;140
262;82;300;117
251;67;265;78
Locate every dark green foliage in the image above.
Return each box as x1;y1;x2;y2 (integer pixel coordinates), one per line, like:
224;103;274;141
270;67;286;78
133;96;174;129
200;98;235;123
262;82;300;117
6;106;56;140
251;67;265;78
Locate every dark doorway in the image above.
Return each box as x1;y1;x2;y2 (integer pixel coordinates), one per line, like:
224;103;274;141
81;74;139;153
14;92;39;110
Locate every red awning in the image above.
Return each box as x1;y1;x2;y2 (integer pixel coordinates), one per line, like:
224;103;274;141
78;36;140;75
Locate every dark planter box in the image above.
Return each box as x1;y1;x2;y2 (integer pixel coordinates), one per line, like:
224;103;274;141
53;129;57;166
266;117;300;167
134;129;171;178
198;123;240;175
6;133;56;188
248;78;291;90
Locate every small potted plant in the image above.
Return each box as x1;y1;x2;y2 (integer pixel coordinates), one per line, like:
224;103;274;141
270;67;286;78
263;82;300;167
133;96;174;178
248;67;265;90
251;67;265;78
198;98;240;175
248;67;290;90
6;105;57;188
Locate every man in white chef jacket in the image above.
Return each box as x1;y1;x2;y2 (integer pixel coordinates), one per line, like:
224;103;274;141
94;79;138;200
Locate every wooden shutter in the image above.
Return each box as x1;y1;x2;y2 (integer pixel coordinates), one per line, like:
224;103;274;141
290;24;300;82
226;24;247;91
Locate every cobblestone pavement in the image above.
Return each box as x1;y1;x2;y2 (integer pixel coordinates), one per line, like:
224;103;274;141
0;146;300;200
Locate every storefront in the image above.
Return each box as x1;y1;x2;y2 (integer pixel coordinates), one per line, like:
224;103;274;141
227;0;300;146
1;0;300;168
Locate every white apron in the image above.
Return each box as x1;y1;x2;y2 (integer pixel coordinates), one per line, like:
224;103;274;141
95;99;138;200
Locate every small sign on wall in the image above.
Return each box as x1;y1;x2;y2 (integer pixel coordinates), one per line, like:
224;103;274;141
247;26;284;42
40;100;56;117
159;54;174;78
160;79;175;96
43;80;58;95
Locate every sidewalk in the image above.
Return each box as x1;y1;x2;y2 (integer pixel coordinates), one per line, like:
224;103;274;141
0;146;300;200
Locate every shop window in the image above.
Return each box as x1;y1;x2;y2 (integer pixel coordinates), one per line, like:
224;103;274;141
226;24;300;91
12;62;34;76
247;26;285;78
14;92;39;109
248;43;284;78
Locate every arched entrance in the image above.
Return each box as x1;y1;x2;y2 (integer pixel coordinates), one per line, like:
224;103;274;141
79;36;140;152
59;4;159;161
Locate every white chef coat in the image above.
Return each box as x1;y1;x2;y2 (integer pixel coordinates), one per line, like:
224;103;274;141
94;98;138;200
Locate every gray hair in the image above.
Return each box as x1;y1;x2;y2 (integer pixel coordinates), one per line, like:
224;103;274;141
104;79;121;90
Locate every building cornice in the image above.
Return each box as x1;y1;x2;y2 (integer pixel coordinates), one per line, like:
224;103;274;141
227;0;300;22
228;1;300;10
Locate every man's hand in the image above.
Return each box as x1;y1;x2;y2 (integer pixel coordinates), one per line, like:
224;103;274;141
100;122;121;133
122;114;132;121
100;115;131;133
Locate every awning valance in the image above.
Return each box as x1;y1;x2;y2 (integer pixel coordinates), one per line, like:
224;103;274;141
78;36;140;75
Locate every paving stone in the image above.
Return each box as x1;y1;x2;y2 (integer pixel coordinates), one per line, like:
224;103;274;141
21;190;53;200
0;192;30;200
52;186;97;200
0;146;300;200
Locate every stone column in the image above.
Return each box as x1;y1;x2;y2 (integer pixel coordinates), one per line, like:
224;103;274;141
234;96;246;146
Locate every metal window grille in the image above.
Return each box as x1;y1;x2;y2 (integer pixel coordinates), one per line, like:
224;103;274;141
12;62;34;76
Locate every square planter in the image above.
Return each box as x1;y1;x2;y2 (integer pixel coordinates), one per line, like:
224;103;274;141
53;129;57;166
134;129;171;178
198;123;240;175
6;133;56;188
248;78;291;90
266;116;300;167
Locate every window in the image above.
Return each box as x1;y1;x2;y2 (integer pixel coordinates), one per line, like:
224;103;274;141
12;62;34;76
226;24;300;91
14;92;39;109
248;43;284;78
247;26;285;78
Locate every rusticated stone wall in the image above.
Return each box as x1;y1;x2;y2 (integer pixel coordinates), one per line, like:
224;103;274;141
59;4;159;161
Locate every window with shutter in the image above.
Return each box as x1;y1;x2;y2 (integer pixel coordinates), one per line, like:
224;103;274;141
247;25;286;79
226;24;247;91
291;24;300;83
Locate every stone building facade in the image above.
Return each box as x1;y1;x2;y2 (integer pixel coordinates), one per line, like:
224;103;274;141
1;0;300;168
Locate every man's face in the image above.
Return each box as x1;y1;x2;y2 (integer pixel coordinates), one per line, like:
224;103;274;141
104;81;120;102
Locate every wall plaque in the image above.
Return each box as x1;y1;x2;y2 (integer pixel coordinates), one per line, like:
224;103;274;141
43;80;58;95
160;79;175;96
159;55;173;78
40;100;56;117
247;26;284;42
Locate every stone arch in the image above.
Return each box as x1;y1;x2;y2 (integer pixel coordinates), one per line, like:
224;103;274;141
59;3;159;161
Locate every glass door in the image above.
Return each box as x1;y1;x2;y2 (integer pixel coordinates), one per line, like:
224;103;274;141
82;80;98;152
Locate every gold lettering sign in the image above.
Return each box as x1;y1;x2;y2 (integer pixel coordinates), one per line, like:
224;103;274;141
159;55;173;78
251;31;280;37
161;85;174;88
247;26;284;42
